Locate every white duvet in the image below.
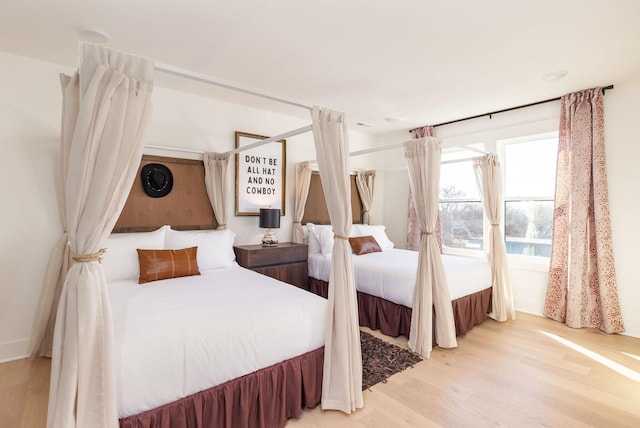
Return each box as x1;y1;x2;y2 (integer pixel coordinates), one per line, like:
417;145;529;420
109;264;326;419
308;249;491;308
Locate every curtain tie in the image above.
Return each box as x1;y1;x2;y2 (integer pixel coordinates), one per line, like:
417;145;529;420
218;223;227;227
422;231;433;236
333;233;349;240
491;223;500;227
293;221;301;224
72;248;106;263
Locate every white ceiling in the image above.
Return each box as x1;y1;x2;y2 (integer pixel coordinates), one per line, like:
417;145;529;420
2;0;639;134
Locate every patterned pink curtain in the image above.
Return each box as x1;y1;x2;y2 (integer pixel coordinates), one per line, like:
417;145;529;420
544;88;624;334
408;126;442;251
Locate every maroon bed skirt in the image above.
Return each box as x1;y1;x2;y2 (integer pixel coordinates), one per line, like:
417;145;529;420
308;277;492;339
119;347;324;428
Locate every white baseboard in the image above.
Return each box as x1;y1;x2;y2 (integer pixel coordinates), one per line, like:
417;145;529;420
514;298;544;316
621;318;640;339
515;300;640;340
0;337;34;363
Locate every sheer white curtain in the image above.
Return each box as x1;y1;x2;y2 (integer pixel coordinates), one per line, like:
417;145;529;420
408;126;434;250
31;236;71;358
311;106;363;413
293;161;312;243
47;44;154;428
404;137;457;357
204;152;230;230
473;155;515;322
356;170;375;225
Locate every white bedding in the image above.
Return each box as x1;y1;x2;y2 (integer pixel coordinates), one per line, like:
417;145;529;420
109;264;326;419
308;249;491;308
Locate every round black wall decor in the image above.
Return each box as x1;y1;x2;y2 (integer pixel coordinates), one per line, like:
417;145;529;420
141;163;173;198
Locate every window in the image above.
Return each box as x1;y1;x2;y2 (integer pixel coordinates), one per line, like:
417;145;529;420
439;151;483;253
502;135;558;257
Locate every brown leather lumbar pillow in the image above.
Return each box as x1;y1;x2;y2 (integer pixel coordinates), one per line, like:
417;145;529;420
137;247;200;284
348;235;382;255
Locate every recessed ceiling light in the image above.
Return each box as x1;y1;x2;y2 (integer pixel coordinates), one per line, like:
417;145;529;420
384;116;403;123
77;26;111;43
543;70;568;81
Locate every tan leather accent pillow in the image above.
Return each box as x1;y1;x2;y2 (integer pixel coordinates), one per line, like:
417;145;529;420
348;235;382;255
137;247;200;284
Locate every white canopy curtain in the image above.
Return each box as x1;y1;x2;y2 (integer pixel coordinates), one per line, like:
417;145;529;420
46;44;154;428
31;237;71;358
204;152;231;230
293;161;312;243
404;137;457;357
544;88;624;333
311;106;363;413
408;125;443;251
355;170;375;224
473;155;516;322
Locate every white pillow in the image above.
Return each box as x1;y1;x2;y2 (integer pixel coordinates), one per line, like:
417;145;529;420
316;227;335;256
309;224;334;256
306;223;322;254
308;223;358;256
166;228;236;270
102;225;168;282
352;224;395;250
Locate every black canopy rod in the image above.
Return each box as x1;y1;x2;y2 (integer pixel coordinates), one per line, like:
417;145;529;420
409;84;614;132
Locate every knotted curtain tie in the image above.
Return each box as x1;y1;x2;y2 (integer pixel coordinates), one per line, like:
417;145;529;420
72;248;106;263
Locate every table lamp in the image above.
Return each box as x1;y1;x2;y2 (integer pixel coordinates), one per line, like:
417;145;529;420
259;208;280;246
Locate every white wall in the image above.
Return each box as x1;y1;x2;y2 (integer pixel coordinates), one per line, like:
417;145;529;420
0;53;67;362
379;82;640;338
603;80;640;339
0;52;378;362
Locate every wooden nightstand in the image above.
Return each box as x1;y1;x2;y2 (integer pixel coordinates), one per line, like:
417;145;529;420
234;242;308;290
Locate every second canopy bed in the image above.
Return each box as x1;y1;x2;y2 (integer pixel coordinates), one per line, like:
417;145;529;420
305;222;493;339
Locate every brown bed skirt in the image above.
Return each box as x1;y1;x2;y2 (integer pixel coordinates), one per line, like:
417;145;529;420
308;277;492;339
119;347;324;428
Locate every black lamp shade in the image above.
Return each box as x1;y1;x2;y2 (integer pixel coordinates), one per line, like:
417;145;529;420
259;208;281;229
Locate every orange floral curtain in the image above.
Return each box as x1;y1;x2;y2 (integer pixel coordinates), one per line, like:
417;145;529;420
544;87;624;333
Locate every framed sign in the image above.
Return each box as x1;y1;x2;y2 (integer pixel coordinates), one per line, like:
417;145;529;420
235;131;286;216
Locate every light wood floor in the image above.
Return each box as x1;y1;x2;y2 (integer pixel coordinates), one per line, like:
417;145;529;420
2;312;639;427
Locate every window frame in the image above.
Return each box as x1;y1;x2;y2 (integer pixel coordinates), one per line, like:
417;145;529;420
498;132;558;265
438;153;485;258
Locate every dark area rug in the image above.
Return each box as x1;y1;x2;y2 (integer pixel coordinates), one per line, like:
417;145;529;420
361;330;422;390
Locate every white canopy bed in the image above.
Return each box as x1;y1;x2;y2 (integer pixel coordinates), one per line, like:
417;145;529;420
31;43;363;428
298;136;516;355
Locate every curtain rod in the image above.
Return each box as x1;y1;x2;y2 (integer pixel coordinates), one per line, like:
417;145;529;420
306;138;489;163
409;84;614;131
145;124;313;156
226;124;312;155
376;156;482;173
155;62;313;111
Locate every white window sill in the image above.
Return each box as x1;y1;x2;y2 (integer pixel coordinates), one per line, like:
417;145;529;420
507;254;550;272
443;249;550;272
442;248;486;259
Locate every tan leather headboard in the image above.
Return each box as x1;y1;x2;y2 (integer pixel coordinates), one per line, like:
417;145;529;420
302;171;362;225
114;155;217;232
